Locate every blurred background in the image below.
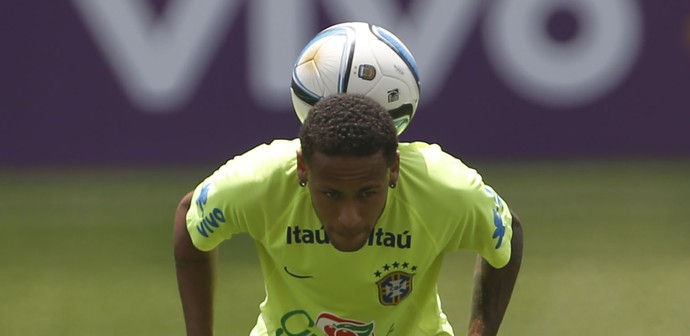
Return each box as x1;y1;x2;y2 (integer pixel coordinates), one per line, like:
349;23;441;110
1;0;689;335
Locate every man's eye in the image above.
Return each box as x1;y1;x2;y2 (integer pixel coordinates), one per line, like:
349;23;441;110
324;191;340;198
361;190;377;197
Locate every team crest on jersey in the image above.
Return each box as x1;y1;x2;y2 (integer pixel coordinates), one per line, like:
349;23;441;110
374;261;417;306
373;259;416;306
377;271;413;305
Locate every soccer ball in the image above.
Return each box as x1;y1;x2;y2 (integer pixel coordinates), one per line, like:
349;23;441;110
291;22;421;135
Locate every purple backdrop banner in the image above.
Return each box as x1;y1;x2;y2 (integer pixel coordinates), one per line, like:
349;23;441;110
2;1;689;165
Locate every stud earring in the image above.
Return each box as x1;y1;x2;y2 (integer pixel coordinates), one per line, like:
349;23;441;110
299;180;307;187
389;182;397;189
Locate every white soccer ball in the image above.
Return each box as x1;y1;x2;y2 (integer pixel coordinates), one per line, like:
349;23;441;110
291;22;421;135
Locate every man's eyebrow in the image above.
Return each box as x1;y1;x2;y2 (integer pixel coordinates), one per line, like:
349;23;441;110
359;184;383;192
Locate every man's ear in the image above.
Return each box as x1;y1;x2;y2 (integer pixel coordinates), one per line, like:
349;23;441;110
296;150;308;182
389;150;400;185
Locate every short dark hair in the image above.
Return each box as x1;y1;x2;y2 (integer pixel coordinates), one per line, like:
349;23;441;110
299;93;398;165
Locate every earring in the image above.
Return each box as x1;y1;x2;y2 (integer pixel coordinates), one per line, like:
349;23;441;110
389;182;397;189
299;180;307;187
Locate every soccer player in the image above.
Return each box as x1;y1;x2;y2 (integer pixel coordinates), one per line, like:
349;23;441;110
174;93;523;336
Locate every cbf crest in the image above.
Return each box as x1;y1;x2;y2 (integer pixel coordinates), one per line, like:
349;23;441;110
374;261;416;306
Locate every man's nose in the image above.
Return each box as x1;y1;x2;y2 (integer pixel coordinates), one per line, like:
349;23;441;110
338;202;362;230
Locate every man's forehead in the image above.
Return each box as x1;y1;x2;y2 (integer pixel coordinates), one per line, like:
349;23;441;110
307;150;387;167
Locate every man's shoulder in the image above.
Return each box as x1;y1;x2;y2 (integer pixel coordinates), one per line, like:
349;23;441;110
397;141;486;199
245;138;300;155
398;141;459;161
398;141;471;174
229;138;299;167
206;138;299;193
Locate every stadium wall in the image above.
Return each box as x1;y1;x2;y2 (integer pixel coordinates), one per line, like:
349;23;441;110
2;0;688;165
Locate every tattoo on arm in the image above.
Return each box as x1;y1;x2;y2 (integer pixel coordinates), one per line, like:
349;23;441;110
468;213;523;336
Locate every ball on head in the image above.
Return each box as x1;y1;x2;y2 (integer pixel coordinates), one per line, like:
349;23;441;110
291;22;421;135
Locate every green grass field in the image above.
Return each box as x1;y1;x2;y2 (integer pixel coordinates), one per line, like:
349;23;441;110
1;159;689;335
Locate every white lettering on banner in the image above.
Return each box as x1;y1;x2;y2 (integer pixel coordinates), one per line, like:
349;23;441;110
250;0;484;110
71;0;242;112
247;0;317;110
484;0;643;108
71;0;642;114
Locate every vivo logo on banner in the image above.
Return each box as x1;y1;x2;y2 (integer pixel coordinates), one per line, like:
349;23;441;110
72;0;642;114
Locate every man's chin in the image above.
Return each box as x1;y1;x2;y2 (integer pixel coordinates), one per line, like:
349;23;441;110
329;235;368;252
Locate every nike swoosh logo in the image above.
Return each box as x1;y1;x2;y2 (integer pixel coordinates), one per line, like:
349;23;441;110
284;266;314;279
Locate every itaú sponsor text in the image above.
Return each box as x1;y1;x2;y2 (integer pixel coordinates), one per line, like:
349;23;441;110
287;226;412;249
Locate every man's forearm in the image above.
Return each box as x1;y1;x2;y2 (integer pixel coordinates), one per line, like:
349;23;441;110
468;214;523;336
174;192;217;336
176;253;217;336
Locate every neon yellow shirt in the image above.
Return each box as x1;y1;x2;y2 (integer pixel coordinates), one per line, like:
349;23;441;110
186;139;513;336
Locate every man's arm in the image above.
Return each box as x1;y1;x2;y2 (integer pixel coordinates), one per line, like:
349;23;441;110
174;191;218;336
468;211;523;336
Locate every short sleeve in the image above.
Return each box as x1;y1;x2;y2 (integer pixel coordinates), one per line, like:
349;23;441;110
184;139;301;252
185;178;237;251
451;185;514;268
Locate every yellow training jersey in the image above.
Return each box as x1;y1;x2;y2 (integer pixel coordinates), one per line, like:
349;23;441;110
186;139;513;335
